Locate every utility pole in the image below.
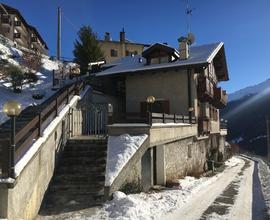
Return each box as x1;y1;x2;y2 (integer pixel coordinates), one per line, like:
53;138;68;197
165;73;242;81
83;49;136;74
266;116;270;162
57;7;61;60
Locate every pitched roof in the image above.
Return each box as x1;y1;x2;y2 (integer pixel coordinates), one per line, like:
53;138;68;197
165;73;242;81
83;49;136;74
96;42;229;81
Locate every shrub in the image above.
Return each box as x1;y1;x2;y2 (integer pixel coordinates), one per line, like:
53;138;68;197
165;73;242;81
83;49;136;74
25;72;38;84
7;64;24;92
21;51;42;73
120;181;142;194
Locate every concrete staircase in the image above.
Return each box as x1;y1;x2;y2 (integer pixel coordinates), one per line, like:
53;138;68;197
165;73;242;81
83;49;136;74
39;137;107;215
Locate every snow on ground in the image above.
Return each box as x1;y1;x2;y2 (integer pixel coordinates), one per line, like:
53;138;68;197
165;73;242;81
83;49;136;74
105;134;148;186
0;37;74;124
257;158;270;216
90;157;243;220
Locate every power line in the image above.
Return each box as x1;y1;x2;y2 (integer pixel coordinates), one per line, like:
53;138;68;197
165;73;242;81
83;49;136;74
62;11;79;33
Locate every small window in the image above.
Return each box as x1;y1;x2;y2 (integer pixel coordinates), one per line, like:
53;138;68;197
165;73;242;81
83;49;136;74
188;145;192;158
125;50;130;56
110;49;118;57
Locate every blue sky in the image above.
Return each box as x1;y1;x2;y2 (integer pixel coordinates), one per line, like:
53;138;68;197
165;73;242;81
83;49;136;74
1;0;270;93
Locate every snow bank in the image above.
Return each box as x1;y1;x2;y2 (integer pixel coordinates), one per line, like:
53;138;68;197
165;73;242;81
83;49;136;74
257;158;270;216
91;157;243;220
105;134;148;186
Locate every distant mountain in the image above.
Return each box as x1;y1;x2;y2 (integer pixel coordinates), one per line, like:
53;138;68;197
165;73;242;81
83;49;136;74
229;78;270;101
222;79;270;156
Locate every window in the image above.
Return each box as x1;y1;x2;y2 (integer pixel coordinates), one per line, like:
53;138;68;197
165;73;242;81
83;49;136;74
188;144;192;158
110;49;118;57
126;50;130;56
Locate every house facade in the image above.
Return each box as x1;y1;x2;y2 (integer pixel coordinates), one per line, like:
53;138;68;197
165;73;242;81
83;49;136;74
0;3;48;54
98;29;149;63
95;38;229;195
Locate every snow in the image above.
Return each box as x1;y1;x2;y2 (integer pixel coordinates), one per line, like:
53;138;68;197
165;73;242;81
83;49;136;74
0;37;75;124
229;78;270;101
105;134;148;186
96;42;224;77
90;157;243;220
152;122;190;127
257;158;270;216
14;86;90;178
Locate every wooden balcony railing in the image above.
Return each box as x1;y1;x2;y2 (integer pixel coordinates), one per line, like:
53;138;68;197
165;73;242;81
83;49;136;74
31;36;38;42
14;32;21;39
1;16;10;24
212;87;228;108
197;76;214;102
111;112;196;125
14;20;22;27
198;116;210;135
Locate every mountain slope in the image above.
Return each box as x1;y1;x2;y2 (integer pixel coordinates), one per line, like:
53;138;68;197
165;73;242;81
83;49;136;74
222;82;270;156
229;78;270;101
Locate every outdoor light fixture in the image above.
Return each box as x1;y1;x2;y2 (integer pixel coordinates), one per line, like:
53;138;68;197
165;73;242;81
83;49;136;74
146;96;155;104
108;103;113;116
3;100;22;178
146;96;155;113
3;100;22;116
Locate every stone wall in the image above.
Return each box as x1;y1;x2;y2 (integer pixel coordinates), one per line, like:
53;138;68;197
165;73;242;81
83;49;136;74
165;137;210;182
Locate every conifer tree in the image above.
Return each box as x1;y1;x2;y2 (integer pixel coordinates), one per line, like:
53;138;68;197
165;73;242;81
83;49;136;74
73;26;104;74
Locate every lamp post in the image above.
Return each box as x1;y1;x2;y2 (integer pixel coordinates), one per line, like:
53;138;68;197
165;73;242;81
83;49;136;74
146;96;155;125
3;100;22;178
73;67;80;95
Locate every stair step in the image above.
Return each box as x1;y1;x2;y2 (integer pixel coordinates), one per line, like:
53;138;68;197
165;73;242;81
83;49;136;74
53;174;105;183
42;194;104;210
59;158;106;166
49;184;104;193
62;150;107;158
56;166;105;175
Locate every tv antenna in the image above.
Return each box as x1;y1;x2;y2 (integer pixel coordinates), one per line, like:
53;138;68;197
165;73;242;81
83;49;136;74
185;0;195;33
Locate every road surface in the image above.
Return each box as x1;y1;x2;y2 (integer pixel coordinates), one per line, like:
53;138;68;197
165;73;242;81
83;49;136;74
164;157;269;220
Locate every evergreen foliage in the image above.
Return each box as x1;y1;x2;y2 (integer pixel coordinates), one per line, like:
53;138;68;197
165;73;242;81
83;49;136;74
73;26;104;74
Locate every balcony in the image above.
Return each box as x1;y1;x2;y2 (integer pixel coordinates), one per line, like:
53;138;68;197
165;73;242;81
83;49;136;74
14;33;21;39
31;36;38;43
212;87;228;108
198;116;210;135
197;76;214;102
14;20;22;27
1;16;10;25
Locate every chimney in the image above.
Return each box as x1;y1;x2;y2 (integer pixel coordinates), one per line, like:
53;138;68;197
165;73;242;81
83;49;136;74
120;28;125;43
104;32;111;41
178;36;189;60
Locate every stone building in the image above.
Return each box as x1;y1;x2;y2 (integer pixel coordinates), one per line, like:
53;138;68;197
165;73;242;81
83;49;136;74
0;3;48;54
95;37;229;194
98;29;149;63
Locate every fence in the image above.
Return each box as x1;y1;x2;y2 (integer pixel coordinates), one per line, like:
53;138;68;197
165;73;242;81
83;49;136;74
0;81;85;178
71;104;108;137
112;112;196;125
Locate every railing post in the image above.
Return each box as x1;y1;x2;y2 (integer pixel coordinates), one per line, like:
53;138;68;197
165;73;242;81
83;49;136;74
182;115;184;123
9;116;16;178
174;114;176;123
148;112;152;126
55;98;58;116
66;88;69;104
162;113;165;123
38;113;42;137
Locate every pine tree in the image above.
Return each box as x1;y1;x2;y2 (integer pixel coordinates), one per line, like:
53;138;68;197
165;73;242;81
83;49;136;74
73;26;104;74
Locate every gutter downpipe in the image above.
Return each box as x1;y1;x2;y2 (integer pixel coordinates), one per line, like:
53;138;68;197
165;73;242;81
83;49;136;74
187;68;193;124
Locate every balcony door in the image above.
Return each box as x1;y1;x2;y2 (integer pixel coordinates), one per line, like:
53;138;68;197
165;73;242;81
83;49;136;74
140;100;170;114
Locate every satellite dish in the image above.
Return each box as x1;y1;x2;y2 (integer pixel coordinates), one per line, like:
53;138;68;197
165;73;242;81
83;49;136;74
187;32;195;45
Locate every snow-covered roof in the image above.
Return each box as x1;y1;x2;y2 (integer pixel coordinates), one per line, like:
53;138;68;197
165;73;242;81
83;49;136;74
96;42;226;78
